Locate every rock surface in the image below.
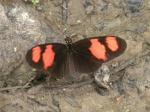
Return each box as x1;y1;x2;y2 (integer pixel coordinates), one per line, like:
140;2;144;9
0;0;149;112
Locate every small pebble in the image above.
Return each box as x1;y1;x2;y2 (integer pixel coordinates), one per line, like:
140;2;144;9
36;6;43;11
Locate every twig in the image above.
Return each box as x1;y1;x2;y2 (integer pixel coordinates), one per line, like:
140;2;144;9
62;0;68;24
0;76;35;92
0;85;30;92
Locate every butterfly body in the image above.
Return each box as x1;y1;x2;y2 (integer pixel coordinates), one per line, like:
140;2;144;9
26;36;127;78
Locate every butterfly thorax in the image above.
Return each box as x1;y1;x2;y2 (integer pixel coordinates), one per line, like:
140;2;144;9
65;37;73;53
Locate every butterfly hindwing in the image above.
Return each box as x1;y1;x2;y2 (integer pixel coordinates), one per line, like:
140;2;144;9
71;36;127;73
71;51;102;73
26;43;69;78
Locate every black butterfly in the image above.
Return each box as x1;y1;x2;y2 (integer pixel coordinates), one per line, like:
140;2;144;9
26;36;126;78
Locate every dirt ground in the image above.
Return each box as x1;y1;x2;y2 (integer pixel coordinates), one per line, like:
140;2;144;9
0;0;150;112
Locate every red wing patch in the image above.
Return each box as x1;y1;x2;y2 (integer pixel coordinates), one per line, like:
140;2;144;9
89;39;107;61
32;46;42;62
106;36;118;51
42;45;55;70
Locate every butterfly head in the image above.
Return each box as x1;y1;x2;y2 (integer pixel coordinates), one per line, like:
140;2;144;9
65;37;72;45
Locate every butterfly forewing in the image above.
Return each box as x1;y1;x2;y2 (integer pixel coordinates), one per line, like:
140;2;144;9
26;43;69;78
71;36;127;73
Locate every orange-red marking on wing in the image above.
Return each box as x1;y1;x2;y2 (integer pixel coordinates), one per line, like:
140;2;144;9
89;38;107;61
32;46;42;63
106;36;118;51
42;45;55;70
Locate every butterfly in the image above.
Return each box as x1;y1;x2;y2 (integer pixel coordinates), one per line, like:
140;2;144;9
26;36;127;78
